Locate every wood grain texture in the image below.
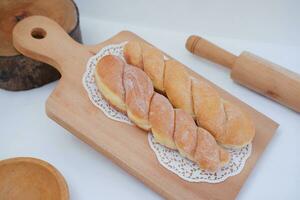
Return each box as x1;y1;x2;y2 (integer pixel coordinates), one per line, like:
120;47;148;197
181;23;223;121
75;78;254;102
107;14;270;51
232;51;300;112
186;35;237;69
186;35;300;113
0;0;82;91
0;157;69;200
13;16;278;200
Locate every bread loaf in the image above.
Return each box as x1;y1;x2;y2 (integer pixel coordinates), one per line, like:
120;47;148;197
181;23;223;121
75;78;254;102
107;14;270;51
95;55;230;171
124;41;255;148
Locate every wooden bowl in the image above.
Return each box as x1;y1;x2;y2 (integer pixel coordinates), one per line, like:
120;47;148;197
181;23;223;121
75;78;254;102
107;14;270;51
0;157;69;200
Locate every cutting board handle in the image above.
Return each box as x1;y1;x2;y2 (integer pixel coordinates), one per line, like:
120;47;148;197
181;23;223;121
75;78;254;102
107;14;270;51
13;15;90;74
186;35;237;69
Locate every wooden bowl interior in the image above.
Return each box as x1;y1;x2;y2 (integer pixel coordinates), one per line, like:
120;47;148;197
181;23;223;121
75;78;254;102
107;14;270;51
0;157;68;200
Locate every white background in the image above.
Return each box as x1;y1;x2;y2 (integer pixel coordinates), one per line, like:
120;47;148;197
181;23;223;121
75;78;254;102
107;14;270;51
1;0;300;199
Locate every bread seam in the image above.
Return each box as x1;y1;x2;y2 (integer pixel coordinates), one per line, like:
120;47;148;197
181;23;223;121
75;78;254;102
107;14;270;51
190;78;196;119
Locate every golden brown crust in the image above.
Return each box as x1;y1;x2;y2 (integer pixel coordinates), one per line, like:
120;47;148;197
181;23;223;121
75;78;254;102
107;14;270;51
96;55;125;98
194;128;220;172
97;86;127;114
123;40;143;69
174;109;198;160
142;44;165;92
164;60;194;116
123;64;154;130
123;40;255;148
95;55;126;113
221;101;256;148
219;147;231;165
96;55;230;171
149;93;176;149
192;79;226;139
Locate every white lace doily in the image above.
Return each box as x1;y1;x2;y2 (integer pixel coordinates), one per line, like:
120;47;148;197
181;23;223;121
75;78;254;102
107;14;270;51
148;134;251;183
82;41;252;183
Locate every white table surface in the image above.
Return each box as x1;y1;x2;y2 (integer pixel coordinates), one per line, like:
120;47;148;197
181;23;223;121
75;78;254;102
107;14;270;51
1;1;300;199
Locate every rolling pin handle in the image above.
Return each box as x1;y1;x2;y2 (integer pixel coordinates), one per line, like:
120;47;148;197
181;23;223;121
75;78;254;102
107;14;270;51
186;35;237;69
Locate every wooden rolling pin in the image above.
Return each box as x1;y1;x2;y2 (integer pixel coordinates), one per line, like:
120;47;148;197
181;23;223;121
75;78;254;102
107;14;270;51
186;35;300;112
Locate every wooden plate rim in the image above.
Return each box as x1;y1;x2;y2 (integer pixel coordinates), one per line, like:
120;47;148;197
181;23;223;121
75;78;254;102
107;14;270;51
0;157;69;200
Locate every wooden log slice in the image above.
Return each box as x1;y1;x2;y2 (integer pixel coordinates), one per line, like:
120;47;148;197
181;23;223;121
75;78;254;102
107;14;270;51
0;0;82;90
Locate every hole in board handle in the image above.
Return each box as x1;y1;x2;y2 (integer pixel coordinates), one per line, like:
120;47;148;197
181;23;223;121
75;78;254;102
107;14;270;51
31;28;46;39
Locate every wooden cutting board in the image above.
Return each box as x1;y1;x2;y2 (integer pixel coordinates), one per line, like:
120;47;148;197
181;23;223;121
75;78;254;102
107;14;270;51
13;16;279;200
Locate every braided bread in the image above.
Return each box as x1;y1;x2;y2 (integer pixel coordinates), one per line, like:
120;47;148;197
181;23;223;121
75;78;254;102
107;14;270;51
95;55;230;171
124;41;255;148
